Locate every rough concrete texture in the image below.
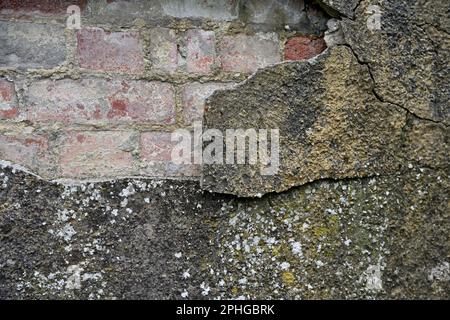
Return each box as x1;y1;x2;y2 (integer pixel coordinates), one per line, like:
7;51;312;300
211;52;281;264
0;0;449;300
202;0;449;196
341;0;450;124
0;164;448;299
203;46;409;196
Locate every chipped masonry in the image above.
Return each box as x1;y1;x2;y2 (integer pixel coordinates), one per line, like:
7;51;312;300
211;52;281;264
0;0;449;300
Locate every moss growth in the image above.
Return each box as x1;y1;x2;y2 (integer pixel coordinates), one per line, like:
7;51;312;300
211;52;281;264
281;271;296;286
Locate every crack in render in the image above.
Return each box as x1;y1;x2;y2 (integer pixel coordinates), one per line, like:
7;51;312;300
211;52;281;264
208;172;386;202
352;0;364;17
240;166;432;203
341;43;449;127
328;0;448;127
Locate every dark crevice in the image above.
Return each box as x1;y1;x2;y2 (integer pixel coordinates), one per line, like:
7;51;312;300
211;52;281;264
352;0;364;17
310;0;343;19
312;0;363;21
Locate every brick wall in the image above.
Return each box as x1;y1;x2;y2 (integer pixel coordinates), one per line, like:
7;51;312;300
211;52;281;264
0;0;329;180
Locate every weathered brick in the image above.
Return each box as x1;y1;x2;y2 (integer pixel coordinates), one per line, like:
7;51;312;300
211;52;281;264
160;0;238;21
0;79;19;120
0;21;66;69
241;0;305;25
0;0;86;15
148;28;178;74
88;0;238;26
24;79;175;125
59;131;137;178
182;82;235;124
186;29;216;75
140;131;199;177
86;1;162;26
218;33;281;73
77;28;144;73
0;133;49;172
284;35;327;61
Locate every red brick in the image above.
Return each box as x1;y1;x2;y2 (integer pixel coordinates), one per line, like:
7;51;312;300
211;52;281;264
77;28;144;73
0;0;86;14
24;79;175;125
186;29;216;75
284;36;327;61
0;79;19;120
218;33;280;73
0;133;49;172
182;82;235;124
148;28;178;74
59;131;136;178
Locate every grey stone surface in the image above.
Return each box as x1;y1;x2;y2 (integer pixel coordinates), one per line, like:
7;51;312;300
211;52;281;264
240;0;305;26
0;21;66;69
88;0;239;22
0;164;448;299
85;0;328;33
210;167;450;299
161;0;239;21
0;165;226;299
237;0;329;33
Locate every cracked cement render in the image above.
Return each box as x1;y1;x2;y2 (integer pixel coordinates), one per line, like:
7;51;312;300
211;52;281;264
0;0;448;299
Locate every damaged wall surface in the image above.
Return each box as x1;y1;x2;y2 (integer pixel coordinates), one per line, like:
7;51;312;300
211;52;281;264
0;0;329;180
0;0;449;299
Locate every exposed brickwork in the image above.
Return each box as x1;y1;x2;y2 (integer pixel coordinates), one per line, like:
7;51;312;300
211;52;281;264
0;2;327;180
0;133;49;172
0;0;87;14
59;131;137;178
161;0;239;21
77;28;144;73
24;79;175;125
0;79;19;120
148;28;178;74
0;21;66;69
284;36;327;61
218;33;281;73
186;29;216;75
242;0;304;25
